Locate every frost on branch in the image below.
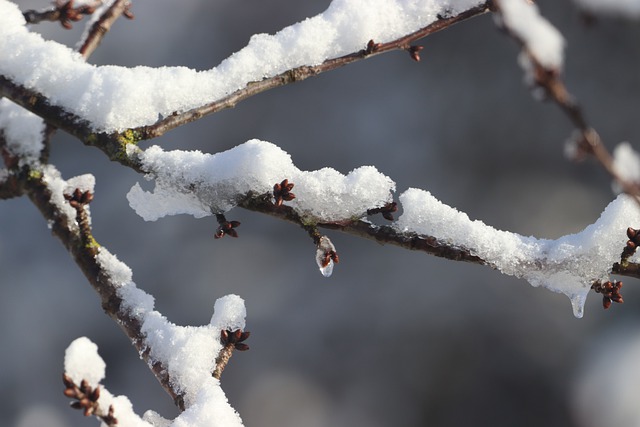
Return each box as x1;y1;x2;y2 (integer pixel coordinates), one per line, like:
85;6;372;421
0;0;485;132
396;189;640;318
127;140;395;222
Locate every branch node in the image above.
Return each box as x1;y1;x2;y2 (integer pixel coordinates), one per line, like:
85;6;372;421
213;329;250;379
62;373;117;425
367;201;398;221
406;45;424;62
364;39;382;56
591;280;624;310
273;179;295;207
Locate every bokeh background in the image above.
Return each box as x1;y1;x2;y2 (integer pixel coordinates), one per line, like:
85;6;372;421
3;1;640;426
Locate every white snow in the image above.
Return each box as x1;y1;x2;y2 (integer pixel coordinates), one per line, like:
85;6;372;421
573;0;640;18
95;247;245;425
41;166;95;227
0;0;485;132
210;295;247;331
127;140;395;222
64;337;106;388
0;99;44;165
396;188;640;317
613;142;640;191
496;0;565;70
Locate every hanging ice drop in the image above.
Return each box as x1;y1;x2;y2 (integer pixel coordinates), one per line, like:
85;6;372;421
315;236;338;277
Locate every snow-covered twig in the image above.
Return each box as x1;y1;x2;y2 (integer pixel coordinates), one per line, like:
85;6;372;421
135;2;491;140
492;0;640;202
19;163;184;407
0;1;491;144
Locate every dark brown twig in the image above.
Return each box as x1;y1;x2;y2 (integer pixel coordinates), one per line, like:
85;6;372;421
23;0;101;29
24;167;185;410
1;3;491;146
213;329;250;380
78;0;133;58
135;3;491;140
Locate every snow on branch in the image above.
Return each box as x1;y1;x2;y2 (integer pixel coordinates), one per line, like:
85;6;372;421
126;140;395;222
492;0;640;203
0;0;489;134
63;292;248;427
123;138;640;317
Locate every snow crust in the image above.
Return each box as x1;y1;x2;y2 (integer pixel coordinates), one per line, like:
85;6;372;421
0;99;44;165
94;247;245;426
396;189;640;317
127;140;395;222
497;0;564;70
0;0;484;132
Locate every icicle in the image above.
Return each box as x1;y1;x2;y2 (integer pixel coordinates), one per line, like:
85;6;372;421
315;236;339;277
570;291;588;319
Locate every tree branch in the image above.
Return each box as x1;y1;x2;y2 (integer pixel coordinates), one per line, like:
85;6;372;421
492;0;640;203
22;166;185;410
135;2;491;139
238;191;640;281
78;0;133;58
1;2;491;147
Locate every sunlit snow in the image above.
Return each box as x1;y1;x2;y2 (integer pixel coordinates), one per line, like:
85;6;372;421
0;0;485;132
93;247;246;426
127;140;395;222
496;0;564;70
396;189;640;317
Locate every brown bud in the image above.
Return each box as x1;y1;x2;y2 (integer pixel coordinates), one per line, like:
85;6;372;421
627;227;637;239
84;405;94;417
408;45;424;62
235;342;250;351
90;386;100;401
603;297;612;309
64;388;77;398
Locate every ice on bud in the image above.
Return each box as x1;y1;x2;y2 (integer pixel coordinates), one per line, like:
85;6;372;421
316;236;337;277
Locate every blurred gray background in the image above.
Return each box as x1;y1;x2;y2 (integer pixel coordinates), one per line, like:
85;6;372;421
3;1;640;426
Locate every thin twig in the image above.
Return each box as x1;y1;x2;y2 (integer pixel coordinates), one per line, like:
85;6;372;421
1;2;491;146
492;0;640;203
238;191;640;281
136;3;492;139
78;0;132;58
23;166;186;410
